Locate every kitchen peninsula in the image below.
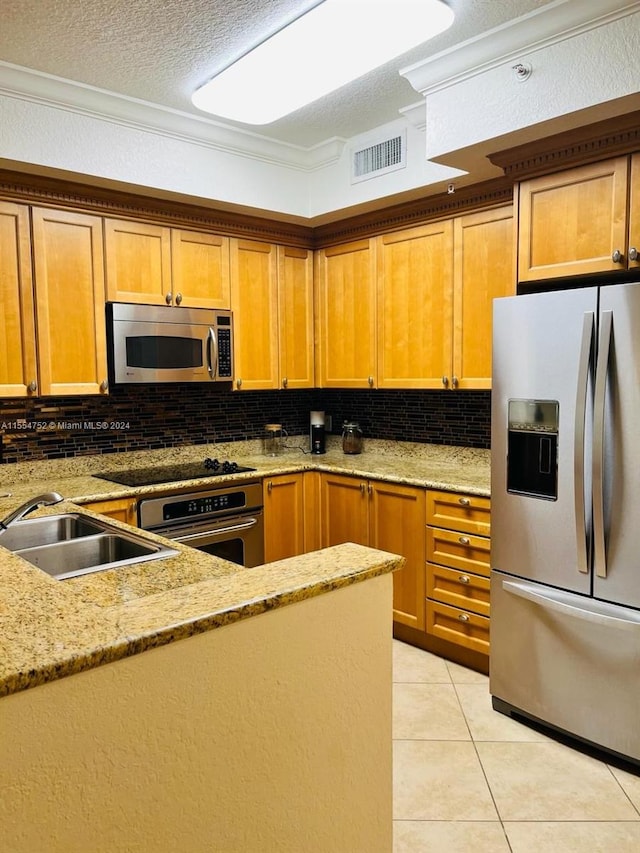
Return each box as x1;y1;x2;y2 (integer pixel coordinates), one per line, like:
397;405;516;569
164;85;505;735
0;438;489;853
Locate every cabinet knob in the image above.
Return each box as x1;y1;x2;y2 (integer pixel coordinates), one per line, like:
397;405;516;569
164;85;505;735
442;376;449;388
165;292;173;304
458;613;470;623
459;575;471;584
267;481;273;493
452;376;459;389
282;377;288;389
175;292;183;305
236;378;242;389
630;247;639;262
100;378;109;393
360;483;366;495
458;497;471;507
27;379;37;393
612;249;624;264
367;376;374;387
458;536;470;546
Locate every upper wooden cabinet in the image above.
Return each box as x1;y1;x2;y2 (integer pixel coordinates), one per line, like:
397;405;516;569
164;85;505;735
230;239;314;391
230;238;279;390
453;205;515;389
315;238;377;388
377;220;454;389
31;207;109;396
0;202;37;397
277;245;314;389
517;155;639;281
376;205;514;390
104;218;231;308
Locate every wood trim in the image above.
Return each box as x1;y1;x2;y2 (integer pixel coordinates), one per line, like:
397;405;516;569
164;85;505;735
312;177;514;247
489;110;640;182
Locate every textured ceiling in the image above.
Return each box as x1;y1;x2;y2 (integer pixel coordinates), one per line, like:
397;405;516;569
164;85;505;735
0;0;553;148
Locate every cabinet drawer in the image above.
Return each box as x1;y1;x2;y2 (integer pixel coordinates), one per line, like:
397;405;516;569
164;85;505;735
426;600;490;655
426;563;490;617
426;527;490;577
426;490;490;536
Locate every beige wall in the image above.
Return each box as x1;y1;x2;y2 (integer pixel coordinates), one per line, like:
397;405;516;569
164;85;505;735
0;574;393;853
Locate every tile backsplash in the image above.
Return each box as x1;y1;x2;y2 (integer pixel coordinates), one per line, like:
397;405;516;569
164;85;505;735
0;386;490;463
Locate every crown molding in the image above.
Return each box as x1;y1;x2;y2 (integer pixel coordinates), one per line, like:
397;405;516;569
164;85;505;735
488;109;640;180
401;0;640;95
0;60;347;172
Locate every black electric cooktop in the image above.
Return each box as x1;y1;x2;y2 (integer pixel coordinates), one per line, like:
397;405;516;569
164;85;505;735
94;459;257;487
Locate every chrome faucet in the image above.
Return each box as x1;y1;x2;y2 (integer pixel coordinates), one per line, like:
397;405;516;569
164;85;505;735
0;492;64;532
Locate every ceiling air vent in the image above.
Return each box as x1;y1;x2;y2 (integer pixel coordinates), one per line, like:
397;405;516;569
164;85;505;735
351;132;406;184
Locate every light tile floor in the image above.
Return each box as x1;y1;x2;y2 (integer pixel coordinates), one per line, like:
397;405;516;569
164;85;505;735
392;639;640;852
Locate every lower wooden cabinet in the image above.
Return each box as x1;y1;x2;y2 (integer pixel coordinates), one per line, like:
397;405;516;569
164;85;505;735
426;489;491;659
82;497;138;525
263;472;305;562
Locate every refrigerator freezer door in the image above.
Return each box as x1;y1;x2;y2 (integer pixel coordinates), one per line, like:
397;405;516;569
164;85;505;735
492;287;597;593
491;570;640;762
594;283;640;609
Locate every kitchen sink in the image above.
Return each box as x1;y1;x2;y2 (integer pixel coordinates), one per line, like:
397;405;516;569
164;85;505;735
0;512;179;580
0;513;104;551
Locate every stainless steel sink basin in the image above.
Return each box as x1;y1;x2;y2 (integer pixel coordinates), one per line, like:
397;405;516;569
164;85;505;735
0;513;104;551
0;512;179;579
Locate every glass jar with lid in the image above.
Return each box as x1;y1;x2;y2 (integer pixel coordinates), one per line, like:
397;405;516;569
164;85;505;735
342;421;363;455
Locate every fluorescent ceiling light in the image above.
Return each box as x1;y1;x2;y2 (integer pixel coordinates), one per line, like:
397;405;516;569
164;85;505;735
192;0;454;124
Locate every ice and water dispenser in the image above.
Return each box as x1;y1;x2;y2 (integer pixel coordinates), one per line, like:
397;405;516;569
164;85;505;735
507;399;559;500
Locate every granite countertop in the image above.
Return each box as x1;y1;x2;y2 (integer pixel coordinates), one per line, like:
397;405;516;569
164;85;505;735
0;438;489;698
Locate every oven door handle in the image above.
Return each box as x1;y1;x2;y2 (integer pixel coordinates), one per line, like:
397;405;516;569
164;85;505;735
174;517;260;544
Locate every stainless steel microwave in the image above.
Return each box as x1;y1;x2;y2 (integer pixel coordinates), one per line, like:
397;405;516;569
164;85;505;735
107;302;233;384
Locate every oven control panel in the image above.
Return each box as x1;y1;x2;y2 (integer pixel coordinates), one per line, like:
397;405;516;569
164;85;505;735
138;480;263;530
163;491;245;521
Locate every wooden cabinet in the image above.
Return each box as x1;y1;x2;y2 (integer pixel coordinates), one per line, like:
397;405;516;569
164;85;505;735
425;489;491;656
82;496;138;525
517;155;640;281
105;218;231;307
315;239;377;388
32;208;108;396
263;473;305;562
277;246;314;389
320;472;425;630
377;220;454;389
0;202;37;396
230;241;314;391
230;238;279;390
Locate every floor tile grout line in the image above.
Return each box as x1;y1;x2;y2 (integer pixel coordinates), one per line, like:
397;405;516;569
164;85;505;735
605;764;640;818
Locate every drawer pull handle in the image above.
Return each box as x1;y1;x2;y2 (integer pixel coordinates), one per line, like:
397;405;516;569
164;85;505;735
458;497;470;506
458;536;470;545
458;613;470;623
459;575;471;584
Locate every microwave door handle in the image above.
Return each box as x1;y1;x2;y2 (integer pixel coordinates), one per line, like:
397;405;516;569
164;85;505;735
206;326;218;380
593;309;613;579
574;310;594;574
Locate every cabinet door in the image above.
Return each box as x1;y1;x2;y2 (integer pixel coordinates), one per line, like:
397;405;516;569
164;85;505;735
377;221;454;389
0;202;37;396
453;206;514;389
104;218;172;304
315;239;376;388
230;238;279;390
277;246;314;389
518;157;629;281
263;473;305;562
320;473;369;547
171;229;231;308
83;497;137;525
369;481;426;631
32;208;108;396
629;153;640;272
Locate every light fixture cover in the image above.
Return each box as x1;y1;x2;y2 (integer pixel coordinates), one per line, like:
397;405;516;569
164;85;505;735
192;0;454;124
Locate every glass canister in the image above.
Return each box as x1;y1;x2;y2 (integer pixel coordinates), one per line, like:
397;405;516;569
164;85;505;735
342;421;363;454
263;424;287;456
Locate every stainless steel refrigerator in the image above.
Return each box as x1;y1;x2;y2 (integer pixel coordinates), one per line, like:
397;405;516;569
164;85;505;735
490;282;640;765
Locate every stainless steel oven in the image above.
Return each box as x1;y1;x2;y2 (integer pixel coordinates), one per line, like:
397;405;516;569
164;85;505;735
138;481;264;567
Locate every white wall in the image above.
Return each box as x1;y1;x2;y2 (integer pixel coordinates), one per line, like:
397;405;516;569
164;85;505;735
0;573;393;853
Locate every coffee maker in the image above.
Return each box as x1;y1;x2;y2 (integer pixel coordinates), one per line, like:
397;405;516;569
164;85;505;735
310;410;326;455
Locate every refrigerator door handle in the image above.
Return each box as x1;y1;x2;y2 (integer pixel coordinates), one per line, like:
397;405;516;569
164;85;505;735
574;311;594;574
593;309;613;579
502;579;640;631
